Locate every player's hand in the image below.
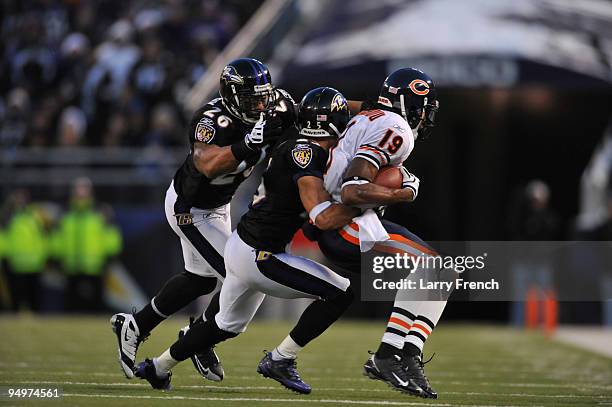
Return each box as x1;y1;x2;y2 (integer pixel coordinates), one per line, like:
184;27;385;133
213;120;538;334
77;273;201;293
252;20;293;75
245;113;266;148
246;113;284;150
400;167;420;201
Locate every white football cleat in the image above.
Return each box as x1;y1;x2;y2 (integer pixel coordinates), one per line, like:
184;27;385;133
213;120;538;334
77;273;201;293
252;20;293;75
110;313;142;379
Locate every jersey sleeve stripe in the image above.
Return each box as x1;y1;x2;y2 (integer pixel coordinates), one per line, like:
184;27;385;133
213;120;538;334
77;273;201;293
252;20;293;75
354;153;381;170
360;144;391;163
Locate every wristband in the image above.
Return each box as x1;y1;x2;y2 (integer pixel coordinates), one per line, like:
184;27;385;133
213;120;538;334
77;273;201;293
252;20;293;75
309;201;332;225
341;176;370;189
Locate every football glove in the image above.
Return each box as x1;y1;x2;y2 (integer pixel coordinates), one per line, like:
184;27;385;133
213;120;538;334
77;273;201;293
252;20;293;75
245;113;266;148
400;167;420;200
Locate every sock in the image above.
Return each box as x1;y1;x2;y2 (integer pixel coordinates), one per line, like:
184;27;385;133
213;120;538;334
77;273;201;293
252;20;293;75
404;301;446;353
289;288;353;347
376;342;402;359
381;303;417;349
271;335;303;360
133;298;167;337
170;319;237;361
134;271;217;335
153;349;178;376
200;290;221;321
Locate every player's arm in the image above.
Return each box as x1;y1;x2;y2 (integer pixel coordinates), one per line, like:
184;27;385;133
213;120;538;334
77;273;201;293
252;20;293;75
297;176;360;230
194;113;281;179
340;158;416;206
193;142;242;178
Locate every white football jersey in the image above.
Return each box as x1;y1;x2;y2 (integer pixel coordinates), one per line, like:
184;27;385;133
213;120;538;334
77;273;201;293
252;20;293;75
324;109;415;202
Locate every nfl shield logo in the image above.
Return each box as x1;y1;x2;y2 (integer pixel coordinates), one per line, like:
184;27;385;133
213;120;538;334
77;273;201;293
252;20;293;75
292;145;313;169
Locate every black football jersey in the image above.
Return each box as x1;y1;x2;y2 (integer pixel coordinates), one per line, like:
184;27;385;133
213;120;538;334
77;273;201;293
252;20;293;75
237;138;328;253
173;89;296;211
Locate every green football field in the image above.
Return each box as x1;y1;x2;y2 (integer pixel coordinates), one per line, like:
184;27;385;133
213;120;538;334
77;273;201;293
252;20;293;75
0;316;610;406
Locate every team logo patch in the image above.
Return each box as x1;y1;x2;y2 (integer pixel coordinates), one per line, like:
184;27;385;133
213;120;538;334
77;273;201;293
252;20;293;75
408;79;430;95
194;118;216;143
292;144;313;169
393;123;406;133
221;65;244;85
331;93;348;112
174;213;193;226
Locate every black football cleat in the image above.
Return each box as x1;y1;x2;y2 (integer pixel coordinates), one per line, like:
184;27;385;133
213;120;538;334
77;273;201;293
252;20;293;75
178;319;224;381
403;353;437;399
134;358;172;391
110;313;143;379
363;353;423;397
257;352;311;394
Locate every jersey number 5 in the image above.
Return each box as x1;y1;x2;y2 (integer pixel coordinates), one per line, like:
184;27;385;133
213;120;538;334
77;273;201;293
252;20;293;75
378;129;403;154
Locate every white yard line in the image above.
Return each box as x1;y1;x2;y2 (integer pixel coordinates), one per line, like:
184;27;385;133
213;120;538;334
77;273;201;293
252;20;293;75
62;392;540;407
1;380;609;399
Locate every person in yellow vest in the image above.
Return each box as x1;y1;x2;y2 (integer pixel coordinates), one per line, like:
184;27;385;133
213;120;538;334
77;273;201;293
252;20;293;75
51;178;122;312
2;189;48;312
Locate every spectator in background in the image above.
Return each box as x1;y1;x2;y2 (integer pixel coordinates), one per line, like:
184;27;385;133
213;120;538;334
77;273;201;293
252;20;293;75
2;0;255;148
57;106;87;146
0;88;30;147
2;189;49;312
507;180;560;325
52;177;122;312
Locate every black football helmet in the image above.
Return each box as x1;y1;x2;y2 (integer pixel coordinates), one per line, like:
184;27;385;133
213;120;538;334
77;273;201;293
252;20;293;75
219;58;276;124
377;68;439;139
298;87;350;138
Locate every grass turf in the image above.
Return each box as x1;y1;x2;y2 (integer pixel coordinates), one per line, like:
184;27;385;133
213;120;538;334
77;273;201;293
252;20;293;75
0;316;610;406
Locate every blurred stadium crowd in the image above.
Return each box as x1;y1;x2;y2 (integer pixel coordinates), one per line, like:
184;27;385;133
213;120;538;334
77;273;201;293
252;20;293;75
0;0;261;313
1;0;258;148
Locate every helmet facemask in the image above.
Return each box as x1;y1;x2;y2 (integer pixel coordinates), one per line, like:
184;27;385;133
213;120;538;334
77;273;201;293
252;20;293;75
413;98;439;140
225;84;276;125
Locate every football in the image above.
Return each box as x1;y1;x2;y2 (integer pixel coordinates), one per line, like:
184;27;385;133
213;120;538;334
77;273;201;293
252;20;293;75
373;166;403;189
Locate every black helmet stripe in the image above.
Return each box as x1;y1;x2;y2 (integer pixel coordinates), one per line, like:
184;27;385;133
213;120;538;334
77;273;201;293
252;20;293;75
247;59;260;85
255;59;269;85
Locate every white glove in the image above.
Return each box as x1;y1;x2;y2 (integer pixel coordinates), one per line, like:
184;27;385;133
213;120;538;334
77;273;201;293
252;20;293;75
245;113;266;148
400;167;420;200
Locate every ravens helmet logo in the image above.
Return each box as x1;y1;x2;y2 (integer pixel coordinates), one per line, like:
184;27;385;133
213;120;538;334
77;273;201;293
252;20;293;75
221;65;244;85
292;145;313;169
330;93;348;112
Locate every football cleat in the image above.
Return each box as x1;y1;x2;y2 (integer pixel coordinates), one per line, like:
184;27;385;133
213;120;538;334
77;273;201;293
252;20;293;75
178;320;224;381
257;352;311;394
403;353;437;399
363;353;423;397
135;358;172;391
110;313;143;379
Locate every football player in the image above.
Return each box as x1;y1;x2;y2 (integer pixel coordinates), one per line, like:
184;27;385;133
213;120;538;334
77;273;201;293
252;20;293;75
110;58;296;381
314;68;443;398
133;87;359;394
